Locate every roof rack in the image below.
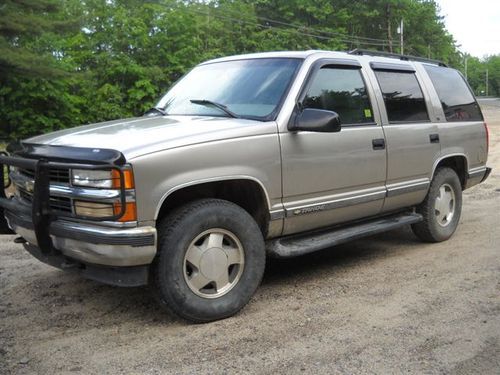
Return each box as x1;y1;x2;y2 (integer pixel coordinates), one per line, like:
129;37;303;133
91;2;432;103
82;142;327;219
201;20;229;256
348;48;447;67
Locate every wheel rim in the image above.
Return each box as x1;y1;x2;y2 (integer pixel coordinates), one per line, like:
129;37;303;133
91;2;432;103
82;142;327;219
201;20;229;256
183;228;245;299
434;183;456;227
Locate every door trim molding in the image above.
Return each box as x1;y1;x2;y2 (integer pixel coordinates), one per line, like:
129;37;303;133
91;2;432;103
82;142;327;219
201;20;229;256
284;189;386;217
282;178;432;218
386;179;430;197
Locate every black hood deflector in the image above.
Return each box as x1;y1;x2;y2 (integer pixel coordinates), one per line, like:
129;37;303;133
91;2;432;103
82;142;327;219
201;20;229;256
7;142;126;165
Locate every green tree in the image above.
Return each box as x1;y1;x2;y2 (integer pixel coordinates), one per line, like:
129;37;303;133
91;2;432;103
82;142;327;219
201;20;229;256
0;0;76;78
466;56;486;95
485;56;500;96
1;0;498;141
0;0;82;139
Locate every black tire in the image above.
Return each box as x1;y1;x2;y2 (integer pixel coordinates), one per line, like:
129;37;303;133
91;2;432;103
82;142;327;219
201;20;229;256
411;167;462;242
151;198;265;323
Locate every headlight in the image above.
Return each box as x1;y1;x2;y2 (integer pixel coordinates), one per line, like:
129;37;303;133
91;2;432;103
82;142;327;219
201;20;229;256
72;167;136;221
71;169;134;189
71;169;116;188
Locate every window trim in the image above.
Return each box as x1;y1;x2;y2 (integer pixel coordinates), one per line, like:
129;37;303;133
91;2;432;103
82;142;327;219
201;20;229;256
370;61;415;73
295;58;377;127
342;122;378;128
373;69;431;124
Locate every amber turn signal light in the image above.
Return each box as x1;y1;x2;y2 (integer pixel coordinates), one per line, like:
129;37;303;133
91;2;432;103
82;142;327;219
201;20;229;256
114;202;137;222
112;169;135;189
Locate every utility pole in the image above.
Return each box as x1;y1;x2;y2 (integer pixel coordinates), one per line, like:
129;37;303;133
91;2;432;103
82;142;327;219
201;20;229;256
486;69;489;96
400;19;404;55
464;56;468;81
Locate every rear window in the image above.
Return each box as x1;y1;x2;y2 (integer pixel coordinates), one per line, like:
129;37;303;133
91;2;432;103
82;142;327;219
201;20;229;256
424;65;483;122
374;71;429;123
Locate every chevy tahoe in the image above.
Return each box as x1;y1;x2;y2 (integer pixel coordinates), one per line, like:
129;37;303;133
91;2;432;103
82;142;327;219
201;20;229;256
0;49;491;322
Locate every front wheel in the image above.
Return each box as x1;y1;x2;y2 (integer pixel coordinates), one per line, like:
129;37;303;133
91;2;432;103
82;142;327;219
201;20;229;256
412;167;462;242
152;199;266;322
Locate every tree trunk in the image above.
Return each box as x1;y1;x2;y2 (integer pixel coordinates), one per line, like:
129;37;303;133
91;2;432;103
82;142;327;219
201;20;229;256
386;4;393;53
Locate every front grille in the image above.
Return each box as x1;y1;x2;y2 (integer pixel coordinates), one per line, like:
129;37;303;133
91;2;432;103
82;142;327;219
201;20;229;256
16;167;72;213
18;167;70;184
17;185;72;213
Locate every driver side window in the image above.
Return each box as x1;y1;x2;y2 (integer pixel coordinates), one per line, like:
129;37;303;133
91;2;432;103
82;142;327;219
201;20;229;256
303;67;374;125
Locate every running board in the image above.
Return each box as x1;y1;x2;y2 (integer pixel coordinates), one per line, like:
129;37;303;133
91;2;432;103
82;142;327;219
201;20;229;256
266;212;423;258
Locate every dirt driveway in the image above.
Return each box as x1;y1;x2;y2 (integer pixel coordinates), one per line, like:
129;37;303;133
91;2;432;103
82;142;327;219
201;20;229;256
1;102;499;375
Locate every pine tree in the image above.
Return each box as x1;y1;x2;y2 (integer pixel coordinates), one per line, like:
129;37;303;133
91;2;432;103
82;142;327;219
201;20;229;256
0;0;74;78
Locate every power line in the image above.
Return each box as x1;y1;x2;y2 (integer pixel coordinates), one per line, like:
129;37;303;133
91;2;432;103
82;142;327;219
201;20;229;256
208;5;400;44
183;7;398;48
187;7;396;47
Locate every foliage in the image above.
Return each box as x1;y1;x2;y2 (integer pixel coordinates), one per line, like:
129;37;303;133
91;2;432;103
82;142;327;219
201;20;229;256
461;55;500;97
0;0;498;140
0;0;78;78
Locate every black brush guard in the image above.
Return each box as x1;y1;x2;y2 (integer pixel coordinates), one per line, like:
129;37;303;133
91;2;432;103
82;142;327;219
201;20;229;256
0;144;129;254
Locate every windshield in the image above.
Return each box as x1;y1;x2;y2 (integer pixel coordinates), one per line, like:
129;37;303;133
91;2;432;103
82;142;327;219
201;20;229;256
156;58;302;120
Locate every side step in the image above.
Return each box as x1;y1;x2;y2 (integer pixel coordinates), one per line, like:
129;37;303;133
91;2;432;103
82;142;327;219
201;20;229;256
266;212;423;258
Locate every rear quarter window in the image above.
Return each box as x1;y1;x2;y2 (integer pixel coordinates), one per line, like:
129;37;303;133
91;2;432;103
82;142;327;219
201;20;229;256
424;65;483;122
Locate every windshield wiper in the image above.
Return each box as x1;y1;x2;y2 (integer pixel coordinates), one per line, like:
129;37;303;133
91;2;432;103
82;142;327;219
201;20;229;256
144;107;167;116
190;99;240;118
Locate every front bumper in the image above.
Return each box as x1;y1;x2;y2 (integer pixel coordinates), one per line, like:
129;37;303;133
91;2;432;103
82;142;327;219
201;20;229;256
23;242;150;287
0;146;157;286
5;209;156;267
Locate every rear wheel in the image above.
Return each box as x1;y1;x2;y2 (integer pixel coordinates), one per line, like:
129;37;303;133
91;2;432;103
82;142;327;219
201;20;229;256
152;199;265;322
412;167;462;242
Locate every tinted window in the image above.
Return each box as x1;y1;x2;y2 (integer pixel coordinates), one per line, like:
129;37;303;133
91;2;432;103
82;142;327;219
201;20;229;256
424;65;482;122
375;71;429;122
303;67;374;124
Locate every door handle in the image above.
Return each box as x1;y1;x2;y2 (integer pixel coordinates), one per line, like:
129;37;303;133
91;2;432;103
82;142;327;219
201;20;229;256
372;138;386;150
429;133;440;143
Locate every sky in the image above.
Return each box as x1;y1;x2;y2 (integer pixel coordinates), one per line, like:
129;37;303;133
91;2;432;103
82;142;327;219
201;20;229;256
436;0;500;57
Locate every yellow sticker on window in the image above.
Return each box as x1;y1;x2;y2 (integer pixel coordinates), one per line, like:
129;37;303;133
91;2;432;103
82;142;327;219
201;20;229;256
364;109;372;118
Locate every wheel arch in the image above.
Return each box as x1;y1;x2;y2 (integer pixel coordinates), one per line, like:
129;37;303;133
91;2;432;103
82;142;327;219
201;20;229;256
431;154;469;189
155;176;271;235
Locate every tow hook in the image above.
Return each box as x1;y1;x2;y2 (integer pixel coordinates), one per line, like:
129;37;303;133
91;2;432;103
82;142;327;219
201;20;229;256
14;237;27;244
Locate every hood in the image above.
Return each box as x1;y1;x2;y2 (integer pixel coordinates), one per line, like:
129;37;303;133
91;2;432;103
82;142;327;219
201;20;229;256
27;115;275;160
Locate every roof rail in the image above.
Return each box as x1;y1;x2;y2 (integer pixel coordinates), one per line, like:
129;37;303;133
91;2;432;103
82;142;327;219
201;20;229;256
348;48;447;67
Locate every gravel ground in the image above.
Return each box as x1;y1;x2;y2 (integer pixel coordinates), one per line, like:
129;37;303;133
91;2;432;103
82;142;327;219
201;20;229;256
1;102;499;375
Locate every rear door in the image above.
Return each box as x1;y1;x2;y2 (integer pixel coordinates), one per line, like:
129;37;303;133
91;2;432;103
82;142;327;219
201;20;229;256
366;62;441;212
279;59;387;235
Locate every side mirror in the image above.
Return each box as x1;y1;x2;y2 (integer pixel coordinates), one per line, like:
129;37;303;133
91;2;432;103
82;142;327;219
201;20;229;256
289;108;341;133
